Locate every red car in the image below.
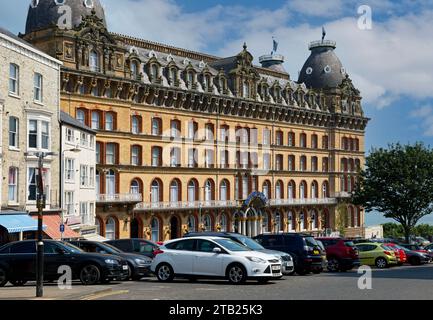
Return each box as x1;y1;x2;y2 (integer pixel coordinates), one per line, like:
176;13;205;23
316;237;360;272
384;243;407;265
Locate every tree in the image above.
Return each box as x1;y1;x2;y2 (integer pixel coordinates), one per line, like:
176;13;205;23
353;143;433;243
382;223;404;239
336;204;348;236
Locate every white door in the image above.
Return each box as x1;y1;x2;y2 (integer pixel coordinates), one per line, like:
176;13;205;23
169;239;196;275
193;240;225;276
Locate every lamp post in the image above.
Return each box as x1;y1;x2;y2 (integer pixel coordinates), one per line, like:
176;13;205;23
60;147;82;241
25;151;57;298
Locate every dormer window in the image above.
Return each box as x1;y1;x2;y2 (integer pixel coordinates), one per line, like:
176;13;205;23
131;61;139;80
89;50;99;72
203;75;211;91
186;71;194;89
168;68;177;86
218;77;226;93
150;64;158;82
242;81;249;98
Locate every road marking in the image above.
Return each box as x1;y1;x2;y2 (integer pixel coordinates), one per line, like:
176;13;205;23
80;290;129;300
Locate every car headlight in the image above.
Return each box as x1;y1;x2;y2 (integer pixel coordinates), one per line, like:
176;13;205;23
105;259;117;264
246;257;267;264
134;258;150;265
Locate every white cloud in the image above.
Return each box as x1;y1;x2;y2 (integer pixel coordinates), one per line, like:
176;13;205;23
287;0;345;18
411;106;433;137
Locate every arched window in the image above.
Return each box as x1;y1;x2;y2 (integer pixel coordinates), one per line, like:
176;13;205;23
130;179;140;194
262;212;269;233
322;181;329;198
151;118;161;136
287;211;294;232
187;215;196;232
105;217;116;240
288;180;296;199
151;217;160;242
300;133;307;148
131;116;141;134
95;217;102;236
105;169;116;195
311;181;318;199
275;181;284;200
311;134;318;149
300;181;307;199
170;180;180;203
203;214;212;231
168;68;177;86
151;179;162;203
91;111;100;130
89;50;99;72
300;156;307;171
204;180;214;202
262;180;271;199
150;64;158;82
131;61;139;79
311;210;318;230
188;179;197;203
220;214;228;232
170;119;181;138
220;180;229;201
299;212;305;231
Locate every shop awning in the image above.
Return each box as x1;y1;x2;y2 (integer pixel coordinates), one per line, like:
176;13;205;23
0;213;46;233
82;233;108;242
32;214;80;240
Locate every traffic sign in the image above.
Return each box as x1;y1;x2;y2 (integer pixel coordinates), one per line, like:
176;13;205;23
60;224;65;233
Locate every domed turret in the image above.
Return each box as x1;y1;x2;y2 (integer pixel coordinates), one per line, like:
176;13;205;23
298;36;346;89
25;0;107;34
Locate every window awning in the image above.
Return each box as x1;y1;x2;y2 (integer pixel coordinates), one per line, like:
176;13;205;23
32;214;80;240
81;233;108;242
0;213;46;233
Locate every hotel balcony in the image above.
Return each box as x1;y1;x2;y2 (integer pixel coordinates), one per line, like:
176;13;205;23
269;198;338;207
97;193;143;204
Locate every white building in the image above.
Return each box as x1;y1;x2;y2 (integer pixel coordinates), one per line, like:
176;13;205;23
60;111;98;238
365;225;384;239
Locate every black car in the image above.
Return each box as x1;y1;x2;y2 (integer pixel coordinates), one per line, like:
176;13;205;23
69;240;153;281
253;233;323;275
399;246;431;265
0;240;129;287
105;239;159;259
184;232;295;275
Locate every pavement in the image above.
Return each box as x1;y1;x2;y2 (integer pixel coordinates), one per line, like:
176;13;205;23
1;264;433;300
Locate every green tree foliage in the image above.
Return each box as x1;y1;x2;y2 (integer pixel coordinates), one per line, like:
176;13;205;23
353;143;433;243
382;222;404;239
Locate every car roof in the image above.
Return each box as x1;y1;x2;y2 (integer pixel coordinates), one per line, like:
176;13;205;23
165;236;231;243
356;242;380;246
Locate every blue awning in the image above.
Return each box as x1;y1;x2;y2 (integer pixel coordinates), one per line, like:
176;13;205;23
0;214;47;233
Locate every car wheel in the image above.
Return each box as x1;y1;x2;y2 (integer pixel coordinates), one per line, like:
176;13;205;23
0;267;8;287
80;264;101;285
156;263;174;282
375;257;388;269
10;280;27;287
327;258;340;272
227;264;247;285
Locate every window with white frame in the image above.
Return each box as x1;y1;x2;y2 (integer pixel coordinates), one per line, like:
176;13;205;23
80;165;89;187
65;191;74;216
9;63;19;95
80;202;88;223
34;73;43;102
8;167;18;203
105;143;116;164
27;167;49;202
66;128;74;143
89;167;95;187
80;132;88;147
105;113;114;131
9;117;19;148
65;158;75;182
263;129;271;145
28;119;50;151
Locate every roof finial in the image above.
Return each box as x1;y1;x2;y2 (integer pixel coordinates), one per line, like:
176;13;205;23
243;42;247;51
272;36;279;55
322;26;326;42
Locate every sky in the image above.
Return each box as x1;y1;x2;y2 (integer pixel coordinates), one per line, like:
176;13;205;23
2;0;433;226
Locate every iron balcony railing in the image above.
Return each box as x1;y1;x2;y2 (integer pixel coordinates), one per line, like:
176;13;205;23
97;193;143;203
269;198;338;206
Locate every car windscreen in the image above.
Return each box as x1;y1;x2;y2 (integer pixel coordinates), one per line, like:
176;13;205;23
344;241;356;247
59;241;84;253
99;243;123;254
236;236;265;250
213;239;251;252
303;237;319;248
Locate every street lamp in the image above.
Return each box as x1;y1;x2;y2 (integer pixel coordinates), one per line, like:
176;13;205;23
24;151;57;298
60;147;82;240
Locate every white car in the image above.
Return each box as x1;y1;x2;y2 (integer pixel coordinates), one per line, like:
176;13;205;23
151;236;282;284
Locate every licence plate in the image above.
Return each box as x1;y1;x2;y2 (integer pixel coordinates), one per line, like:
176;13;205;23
122;265;128;270
272;265;281;271
313;250;320;255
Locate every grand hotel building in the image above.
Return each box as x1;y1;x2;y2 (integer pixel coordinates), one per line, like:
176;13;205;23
22;0;369;241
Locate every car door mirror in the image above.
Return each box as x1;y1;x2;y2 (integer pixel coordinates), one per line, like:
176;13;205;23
56;247;66;255
213;247;222;254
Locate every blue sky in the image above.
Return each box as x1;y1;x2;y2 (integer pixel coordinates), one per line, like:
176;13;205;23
2;0;433;226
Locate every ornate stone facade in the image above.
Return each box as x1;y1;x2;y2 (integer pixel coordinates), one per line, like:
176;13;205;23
23;1;369;241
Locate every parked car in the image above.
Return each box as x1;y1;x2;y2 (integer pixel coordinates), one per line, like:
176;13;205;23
316;237;360;272
184;232;294;275
315;240;328;273
384;243;407;265
356;243;398;268
151;236;282;284
253;233;322;275
400;246;431;265
105;239;160;258
400;244;428;254
69;240;152;281
0;240;129;287
424;244;433;260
